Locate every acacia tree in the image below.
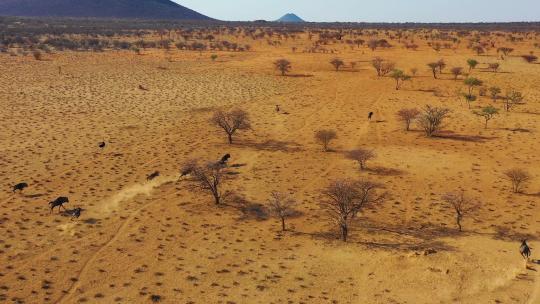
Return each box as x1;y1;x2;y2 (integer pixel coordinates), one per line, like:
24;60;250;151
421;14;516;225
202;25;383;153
436;59;446;73
464;77;483;95
504;168;531;193
32;51;42;61
315;129;337;152
451;67;464;80
427;62;439;79
467;59;479;72
474;106;499;129
504;89;524;112
472;45;485;56
488;63;500;73
442;191;476;232
274;59;292;76
211;109;251;144
389;69;411;90
181;159;228;205
322;179;385;242
462;93;477;109
267;191;296;231
489;86;501;102
346;148;376;171
417;105;451;137
396;108;420;131
330;58;345;71
372;57;395;77
497;47;514;59
367;39;378;51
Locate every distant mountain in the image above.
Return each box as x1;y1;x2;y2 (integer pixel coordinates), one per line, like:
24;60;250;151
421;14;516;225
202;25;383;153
0;0;212;20
276;13;305;23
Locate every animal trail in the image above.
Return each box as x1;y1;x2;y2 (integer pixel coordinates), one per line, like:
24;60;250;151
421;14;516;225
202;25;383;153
98;175;177;215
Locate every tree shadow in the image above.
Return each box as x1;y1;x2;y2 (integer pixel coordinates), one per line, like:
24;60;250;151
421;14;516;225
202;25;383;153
521;191;540;197
83;218;101;225
285;74;314;78
498;127;531;133
491;226;538;242
517;111;540;116
526;265;537;272
357;239;455;252
366;166;405;176
301;220;459;252
434;131;495;143
240;139;303;152
225;194;269;221
478;70;513;74
25;193;45;198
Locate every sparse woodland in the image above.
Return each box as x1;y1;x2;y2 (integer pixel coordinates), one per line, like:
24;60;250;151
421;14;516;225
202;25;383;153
1;16;539;304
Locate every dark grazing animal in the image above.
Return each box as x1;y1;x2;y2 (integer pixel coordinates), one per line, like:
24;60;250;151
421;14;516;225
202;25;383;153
368;112;374;120
147;171;160;181
99;141;106;148
49;197;69;213
139;84;148;91
219;154;231;165
64;208;82;220
275;105;280;112
13;182;28;193
520;240;531;260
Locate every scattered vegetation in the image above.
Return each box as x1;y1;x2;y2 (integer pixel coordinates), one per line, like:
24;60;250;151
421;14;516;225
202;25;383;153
396;108;420;131
346;148;376;171
211;109;251;144
442;191;476;232
417;105;451;137
504;168;531;193
274;59;292;76
314;129;337;152
267;192;297;231
321;179;385;242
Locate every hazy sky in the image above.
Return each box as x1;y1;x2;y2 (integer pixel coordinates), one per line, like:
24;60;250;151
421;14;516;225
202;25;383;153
175;0;540;22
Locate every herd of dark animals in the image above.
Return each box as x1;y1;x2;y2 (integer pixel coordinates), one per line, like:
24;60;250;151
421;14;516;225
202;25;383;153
8;122;536;263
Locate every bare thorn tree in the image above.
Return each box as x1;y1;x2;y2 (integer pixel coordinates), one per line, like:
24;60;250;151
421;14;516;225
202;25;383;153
182;159;229;205
315;129;337;152
346;149;376;171
488;63;500;73
442;191;477;232
504;89;525;112
321;179;385;242
396;108;420;131
268;191;297;231
372;57;395;77
450;67;463;80
211;109;251;144
504;168;531;193
417;105;451;137
274;59;292;76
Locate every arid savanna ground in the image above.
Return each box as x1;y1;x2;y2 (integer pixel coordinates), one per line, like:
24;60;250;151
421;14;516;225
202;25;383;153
1;24;539;303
